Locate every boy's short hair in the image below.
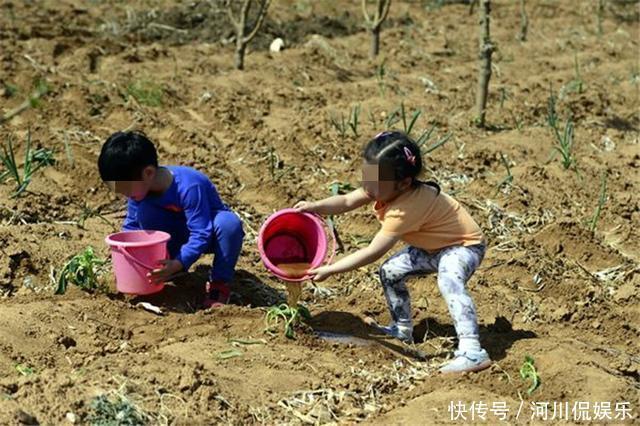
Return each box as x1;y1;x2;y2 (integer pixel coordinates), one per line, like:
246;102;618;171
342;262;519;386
98;131;158;181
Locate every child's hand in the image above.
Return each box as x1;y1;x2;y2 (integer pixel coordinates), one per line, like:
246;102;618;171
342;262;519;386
294;200;315;212
148;259;183;284
308;265;335;282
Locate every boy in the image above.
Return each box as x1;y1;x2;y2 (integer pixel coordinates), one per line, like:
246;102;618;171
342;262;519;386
98;131;244;307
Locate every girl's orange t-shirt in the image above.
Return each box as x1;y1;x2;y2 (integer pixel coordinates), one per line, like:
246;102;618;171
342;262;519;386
373;184;484;251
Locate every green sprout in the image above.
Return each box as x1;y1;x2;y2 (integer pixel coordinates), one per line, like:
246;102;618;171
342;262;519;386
265;304;311;339
519;355;541;395
15;364;35;376
54;247;107;295
0;129;55;197
589;172;607;232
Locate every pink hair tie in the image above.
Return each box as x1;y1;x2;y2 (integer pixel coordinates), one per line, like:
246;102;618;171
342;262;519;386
404;147;416;166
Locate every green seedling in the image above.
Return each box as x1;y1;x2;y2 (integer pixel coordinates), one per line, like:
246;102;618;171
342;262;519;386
416;124;452;155
77;202;114;230
2;82;18;98
589;172;607;232
495;152;513;194
54;247;107;295
560;53;584;99
519;355;541;395
265;303;311;339
329;105;361;139
547;88;577;171
0;130;55;197
15;364;35;376
126;79;163;107
88;393;149;426
399;102;422;136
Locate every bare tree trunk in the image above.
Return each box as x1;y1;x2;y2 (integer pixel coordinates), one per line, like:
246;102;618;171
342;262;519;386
370;26;380;58
362;0;391;59
235;42;246;70
226;0;271;70
517;0;528;41
474;0;494;128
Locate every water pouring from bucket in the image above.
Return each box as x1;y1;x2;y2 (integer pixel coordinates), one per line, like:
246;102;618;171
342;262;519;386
258;208;335;304
105;230;171;295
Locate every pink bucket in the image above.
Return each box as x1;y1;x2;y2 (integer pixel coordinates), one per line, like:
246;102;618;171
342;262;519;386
258;208;336;282
105;230;171;295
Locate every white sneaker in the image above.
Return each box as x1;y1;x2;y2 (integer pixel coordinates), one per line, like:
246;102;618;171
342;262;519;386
439;349;492;374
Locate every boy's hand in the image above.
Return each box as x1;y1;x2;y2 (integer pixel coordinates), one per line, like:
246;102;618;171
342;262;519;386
293;200;315;212
148;259;183;284
308;265;335;282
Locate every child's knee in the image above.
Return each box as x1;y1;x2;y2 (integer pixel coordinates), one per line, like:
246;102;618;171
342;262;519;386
379;259;405;285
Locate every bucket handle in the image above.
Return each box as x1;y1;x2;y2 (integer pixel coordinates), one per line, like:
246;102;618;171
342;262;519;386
115;246;159;271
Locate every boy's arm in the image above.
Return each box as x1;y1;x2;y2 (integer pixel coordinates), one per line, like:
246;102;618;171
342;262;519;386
296;188;372;215
122;199;141;231
310;230;398;280
174;185;214;272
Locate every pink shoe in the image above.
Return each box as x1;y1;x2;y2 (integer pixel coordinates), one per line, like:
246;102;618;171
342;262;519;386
203;281;230;308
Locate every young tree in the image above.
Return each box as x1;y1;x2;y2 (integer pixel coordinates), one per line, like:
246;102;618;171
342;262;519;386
474;0;495;128
226;0;271;70
362;0;392;59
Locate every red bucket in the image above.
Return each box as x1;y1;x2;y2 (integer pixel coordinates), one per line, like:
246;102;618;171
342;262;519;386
258;209;335;282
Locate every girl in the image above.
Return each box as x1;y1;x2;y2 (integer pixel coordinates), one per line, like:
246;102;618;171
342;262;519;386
295;131;491;373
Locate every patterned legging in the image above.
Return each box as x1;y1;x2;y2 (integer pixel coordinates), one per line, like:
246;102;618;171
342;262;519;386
379;243;486;340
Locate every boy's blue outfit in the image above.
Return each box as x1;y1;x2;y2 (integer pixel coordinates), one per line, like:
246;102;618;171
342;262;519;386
123;166;244;283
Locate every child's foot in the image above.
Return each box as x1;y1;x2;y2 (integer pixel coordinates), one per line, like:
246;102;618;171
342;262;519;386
439;349;492;374
203;281;230;309
366;318;414;344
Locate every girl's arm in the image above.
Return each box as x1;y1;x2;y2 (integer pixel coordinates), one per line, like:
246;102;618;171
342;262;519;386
309;230;398;281
294;188;372;216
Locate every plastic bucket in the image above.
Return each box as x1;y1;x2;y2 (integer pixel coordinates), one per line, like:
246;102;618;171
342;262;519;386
105;230;171;295
258;208;335;282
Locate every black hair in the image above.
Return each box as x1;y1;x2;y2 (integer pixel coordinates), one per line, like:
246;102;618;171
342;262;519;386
363;130;440;194
98;131;158;181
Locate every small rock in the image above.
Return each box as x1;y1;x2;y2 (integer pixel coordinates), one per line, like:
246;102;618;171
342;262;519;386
592;320;601;329
15;410;38;425
270;37;285;52
601;135;615;152
65;412;77;424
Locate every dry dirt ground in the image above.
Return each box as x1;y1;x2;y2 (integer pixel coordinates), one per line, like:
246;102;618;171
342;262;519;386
0;0;639;424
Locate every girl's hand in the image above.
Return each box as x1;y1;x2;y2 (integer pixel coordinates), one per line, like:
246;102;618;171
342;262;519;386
308;265;335;282
294;200;315;212
148;259;183;284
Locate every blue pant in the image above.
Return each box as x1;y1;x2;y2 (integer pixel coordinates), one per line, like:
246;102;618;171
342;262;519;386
136;205;244;283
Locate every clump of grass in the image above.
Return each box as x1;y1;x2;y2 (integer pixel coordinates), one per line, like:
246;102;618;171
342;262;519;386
54;247;107;295
265;303;311;339
519;355;541;395
88;393;149;426
589;171;607;232
0;130;55;197
384;101;422;136
126;79;163;107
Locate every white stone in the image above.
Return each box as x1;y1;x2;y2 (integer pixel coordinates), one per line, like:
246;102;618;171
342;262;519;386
270;38;285;52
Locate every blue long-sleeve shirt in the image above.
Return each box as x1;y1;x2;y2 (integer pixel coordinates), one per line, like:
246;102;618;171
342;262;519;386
123;166;228;271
